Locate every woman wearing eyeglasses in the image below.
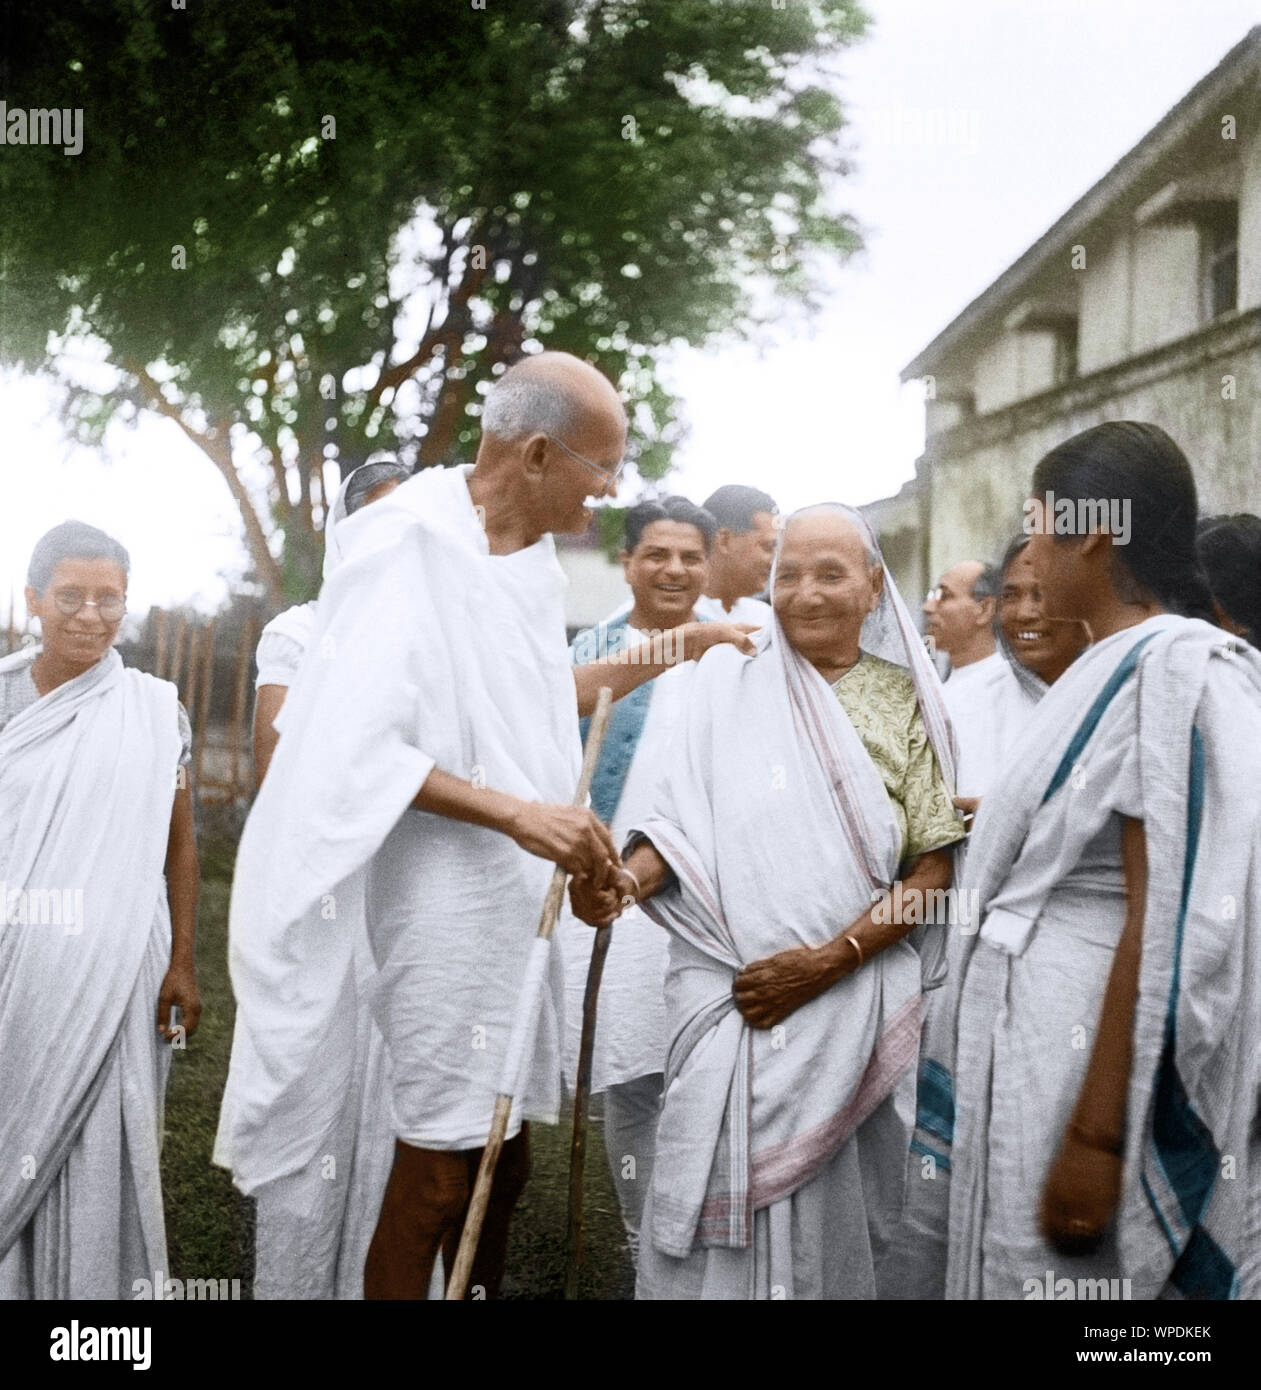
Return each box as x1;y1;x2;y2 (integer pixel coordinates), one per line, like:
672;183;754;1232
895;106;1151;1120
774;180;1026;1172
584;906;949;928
0;519;201;1299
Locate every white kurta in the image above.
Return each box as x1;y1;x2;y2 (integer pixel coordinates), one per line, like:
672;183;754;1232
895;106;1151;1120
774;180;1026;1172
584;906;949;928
367;507;578;1148
942;651;1031;798
558;628;691;1094
254;602;319;690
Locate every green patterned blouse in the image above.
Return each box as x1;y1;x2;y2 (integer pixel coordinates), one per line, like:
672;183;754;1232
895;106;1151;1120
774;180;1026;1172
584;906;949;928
831;652;964;864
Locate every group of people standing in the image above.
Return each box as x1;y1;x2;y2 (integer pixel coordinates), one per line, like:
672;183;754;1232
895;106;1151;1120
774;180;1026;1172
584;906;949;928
2;349;1259;1301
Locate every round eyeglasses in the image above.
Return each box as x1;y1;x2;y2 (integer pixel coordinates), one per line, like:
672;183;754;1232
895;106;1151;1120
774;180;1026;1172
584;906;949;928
52;589;127;622
543;433;626;496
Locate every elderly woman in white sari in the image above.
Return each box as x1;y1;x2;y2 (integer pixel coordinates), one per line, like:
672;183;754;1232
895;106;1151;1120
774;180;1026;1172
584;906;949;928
0;521;200;1299
571;504;964;1299
947;422;1261;1300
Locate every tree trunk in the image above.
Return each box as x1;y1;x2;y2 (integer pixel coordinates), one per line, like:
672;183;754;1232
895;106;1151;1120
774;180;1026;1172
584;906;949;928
125;361;288;606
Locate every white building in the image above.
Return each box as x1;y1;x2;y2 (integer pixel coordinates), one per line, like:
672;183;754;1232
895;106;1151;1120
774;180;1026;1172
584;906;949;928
867;27;1261;602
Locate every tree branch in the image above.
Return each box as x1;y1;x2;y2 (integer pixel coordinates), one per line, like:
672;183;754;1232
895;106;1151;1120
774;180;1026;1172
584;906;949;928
369;244;491;405
123;359;287;604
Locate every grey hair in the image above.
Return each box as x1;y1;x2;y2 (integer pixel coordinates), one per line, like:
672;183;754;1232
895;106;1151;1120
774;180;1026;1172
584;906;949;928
27;520;130;594
781;503;882;568
969;562;1000;602
481;373;579;442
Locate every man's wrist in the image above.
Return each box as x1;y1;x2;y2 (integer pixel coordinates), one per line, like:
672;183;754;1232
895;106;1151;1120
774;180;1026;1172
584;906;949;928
496;792;528;840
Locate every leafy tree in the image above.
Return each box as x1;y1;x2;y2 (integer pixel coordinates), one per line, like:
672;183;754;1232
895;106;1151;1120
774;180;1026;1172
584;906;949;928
1;0;867;602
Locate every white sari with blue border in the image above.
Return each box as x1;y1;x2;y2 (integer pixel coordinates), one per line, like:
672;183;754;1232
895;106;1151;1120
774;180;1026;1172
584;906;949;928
943;614;1261;1299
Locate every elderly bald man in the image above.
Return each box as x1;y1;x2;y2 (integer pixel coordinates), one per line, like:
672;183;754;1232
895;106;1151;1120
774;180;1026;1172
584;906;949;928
923;559;1008;801
216;352;754;1301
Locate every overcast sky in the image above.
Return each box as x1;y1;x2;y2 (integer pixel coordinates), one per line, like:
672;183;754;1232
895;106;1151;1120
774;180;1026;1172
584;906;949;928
3;0;1259;618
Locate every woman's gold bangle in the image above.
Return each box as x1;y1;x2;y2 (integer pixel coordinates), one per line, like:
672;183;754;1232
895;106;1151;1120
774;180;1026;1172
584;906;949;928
843;933;864;969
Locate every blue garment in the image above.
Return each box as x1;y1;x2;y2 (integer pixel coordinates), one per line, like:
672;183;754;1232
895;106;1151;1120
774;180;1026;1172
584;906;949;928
573;608;707;825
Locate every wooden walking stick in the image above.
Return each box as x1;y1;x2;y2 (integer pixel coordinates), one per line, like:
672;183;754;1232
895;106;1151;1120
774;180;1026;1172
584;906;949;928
563;917;614;1299
445;686;615;1300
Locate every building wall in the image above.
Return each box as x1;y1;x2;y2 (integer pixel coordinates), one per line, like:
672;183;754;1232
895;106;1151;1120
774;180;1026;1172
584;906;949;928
1131;221;1202;355
920;312;1261;586
862;483;927;608
1077;231;1132;375
1238;120;1261;311
557;548;629;632
898;64;1261;598
1018;328;1061;399
972;332;1021;415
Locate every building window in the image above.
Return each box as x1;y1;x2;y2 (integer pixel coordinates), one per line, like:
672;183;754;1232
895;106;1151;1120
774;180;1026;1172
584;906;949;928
1201;213;1238;322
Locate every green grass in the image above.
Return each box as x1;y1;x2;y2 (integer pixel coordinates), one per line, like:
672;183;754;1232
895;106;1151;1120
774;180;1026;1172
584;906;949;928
161;809;634;1300
161;822;255;1294
503;1101;636;1301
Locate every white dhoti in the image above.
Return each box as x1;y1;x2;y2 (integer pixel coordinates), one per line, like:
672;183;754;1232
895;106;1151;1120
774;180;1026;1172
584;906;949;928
215;465;581;1278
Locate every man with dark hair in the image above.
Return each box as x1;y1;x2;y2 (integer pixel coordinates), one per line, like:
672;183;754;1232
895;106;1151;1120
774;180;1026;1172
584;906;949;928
696;484;778;626
561;494;755;1255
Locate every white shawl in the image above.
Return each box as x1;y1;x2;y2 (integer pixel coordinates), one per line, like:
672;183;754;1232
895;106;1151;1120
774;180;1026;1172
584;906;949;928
215;463;579;1191
0;647;179;1254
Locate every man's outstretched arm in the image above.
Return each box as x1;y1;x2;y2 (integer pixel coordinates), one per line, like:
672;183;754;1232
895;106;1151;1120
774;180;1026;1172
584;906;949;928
572;621;759;716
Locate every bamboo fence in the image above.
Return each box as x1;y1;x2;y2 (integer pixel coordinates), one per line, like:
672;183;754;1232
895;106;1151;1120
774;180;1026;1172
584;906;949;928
6;599;257;805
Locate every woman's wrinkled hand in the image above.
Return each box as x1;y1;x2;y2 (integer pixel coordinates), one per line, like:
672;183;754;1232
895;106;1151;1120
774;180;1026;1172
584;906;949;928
569;868;638;927
733;944;836;1029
